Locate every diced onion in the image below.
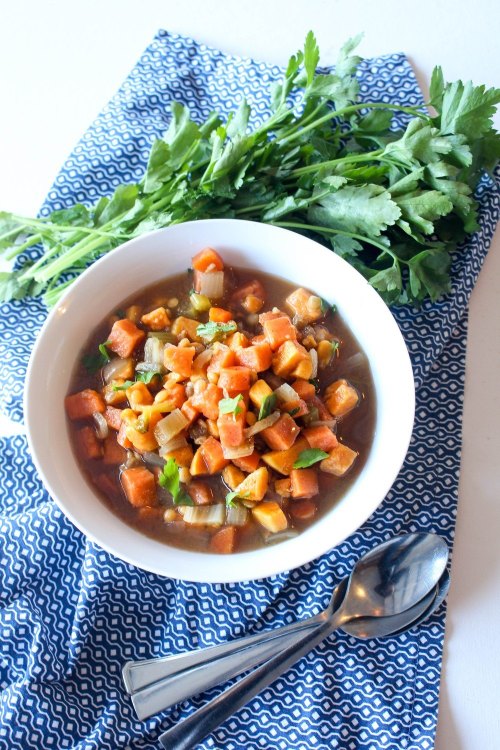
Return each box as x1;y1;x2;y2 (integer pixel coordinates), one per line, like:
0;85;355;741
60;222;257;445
196;270;224;298
221;439;255;460
193;347;213;372
274;383;298;404
154;409;189;446
158;434;189;457
180;504;226;526
144;336;166;368
263;530;299;545
226;505;249;526
93;412;109;440
244;411;280;438
102;357;134;384
142;451;167;468
135;361;161;374
309;348;318;379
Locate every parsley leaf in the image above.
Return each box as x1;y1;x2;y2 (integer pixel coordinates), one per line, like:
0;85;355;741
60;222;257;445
219;394;244;416
158;458;194;506
258;393;277;421
112;370;161;391
82;340;112;373
196;321;237;342
293;449;329;468
225;489;250;508
112;380;135;392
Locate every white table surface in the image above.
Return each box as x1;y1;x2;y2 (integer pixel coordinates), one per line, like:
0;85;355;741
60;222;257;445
1;2;499;748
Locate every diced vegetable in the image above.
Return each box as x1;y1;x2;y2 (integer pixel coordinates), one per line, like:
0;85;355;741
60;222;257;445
108;319;145;358
317;339;338;368
102;436;126;465
190;292;211;312
194;270;224;298
222;464;246;490
232;450;261;473
233;467;269;502
103;405;123;431
243;410;280;438
75;426;102;460
93;412;109;440
249;379;273;410
225;505;249;527
190;380;224;421
261;314;297;351
234;342;273;372
218;366;252;396
290;468;319;499
231;279;265;307
171;316;200;341
262;437;310;476
181;504;226;526
199;436;229;474
252;501;288;533
161;445;194;468
303;425;338;452
144;336;166;368
286;288;323;325
164;344;196;378
275;477;292;497
324;379;359;418
141;307;170;331
117;422;133;450
192;247;224;272
271;340;310;378
210;526;238;553
209;307;233;323
291;379;316;401
273;382;298;404
65;389;106;421
154;409;189;446
121;467;158;507
320;443;358;476
207;344;236;377
102;357;135;385
261;413;300;451
218;410;247;448
221;438;255;460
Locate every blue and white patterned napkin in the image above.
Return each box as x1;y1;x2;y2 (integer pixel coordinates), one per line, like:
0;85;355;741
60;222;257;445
0;30;499;750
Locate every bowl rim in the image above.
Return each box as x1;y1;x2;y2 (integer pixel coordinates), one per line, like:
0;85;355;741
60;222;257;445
24;218;415;582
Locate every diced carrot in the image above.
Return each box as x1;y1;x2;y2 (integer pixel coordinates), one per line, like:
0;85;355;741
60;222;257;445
290;468;319;499
226;332;250;351
207;344;236;377
162;445;194;468
291;356;313;380
164;344;196;378
234;466;269;501
324;379;359;417
258;310;285;324
126;382;154;410
102;435;126;465
140;307;170;331
65;389;106;421
155;382;186;410
252;502;288;533
199;436;229;474
272;340;309;378
190;446;208;476
234;342;273;373
290;498;317;521
117;422;133;449
190;380;224;421
218;409;247;448
103;405;123;431
320;443;358;476
108;319;145;358
222;464;246;490
210;526;237;554
261;413;300;451
75;426;102;460
192;247;224;272
303;425;338;452
121;467;158;507
232;279;265;304
291;379;316;401
248;379;273;410
232;450;261;474
187;481;214;506
262;315;297;351
274;477;291;497
209;307;233;323
218;366;252;396
262;436;310;476
171;316;200;341
181;398;201;426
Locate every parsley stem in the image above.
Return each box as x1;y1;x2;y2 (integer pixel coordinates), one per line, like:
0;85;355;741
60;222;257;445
290;150;384;177
4;233;44;261
272;221;398;257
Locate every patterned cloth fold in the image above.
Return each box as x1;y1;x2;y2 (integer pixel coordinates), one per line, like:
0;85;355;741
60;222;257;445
0;30;499;750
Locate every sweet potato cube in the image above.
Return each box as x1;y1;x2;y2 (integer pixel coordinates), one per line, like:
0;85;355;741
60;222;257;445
262;314;297;351
65;389;105;421
210;526;237;554
290;468;319;499
103;406;123;431
252;501;288;533
222;464;246;490
281;399;309;418
291;356;313;380
171;316;200;341
303;425;338;452
209;307;233;323
190;380;223;421
261;413;300;451
117;422;132;449
141;307;170;331
218;409;247;448
164;344;196;378
274;477;291;497
272;340;309;378
285;287;323;324
102;435;126;465
75;426;102;460
162;445;194;468
108;319;145;358
234;342;273;373
291;379;316;401
207;344;236;377
218;366;252;396
324;379;359;417
199;436;229;474
227;332;250;351
190;446;209;476
262;437;310;476
232;450;261;473
180;398;200;426
234;466;269;502
249;379;273;410
121;467;158;507
320;443;358;476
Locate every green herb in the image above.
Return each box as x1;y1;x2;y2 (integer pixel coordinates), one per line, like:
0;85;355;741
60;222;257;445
159;458;194;506
258;393;277;421
293;449;329;468
196;321;237;342
82;340;112;373
288;407;300;416
112;380;135;391
112;369;161;390
308;379;320;393
225;489;250;508
219;394;244;416
1;32;499;307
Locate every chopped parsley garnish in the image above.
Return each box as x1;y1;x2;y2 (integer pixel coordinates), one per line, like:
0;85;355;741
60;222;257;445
112;369;161;391
159;458;194;506
258;393;277;421
196;321;237;342
219;394;244;417
225;490;250;508
293;449;329;469
82;340;112;373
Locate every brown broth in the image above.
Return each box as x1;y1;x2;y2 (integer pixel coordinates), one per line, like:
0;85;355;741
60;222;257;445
67;265;376;554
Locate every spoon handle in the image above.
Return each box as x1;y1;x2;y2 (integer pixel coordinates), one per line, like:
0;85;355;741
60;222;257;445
158;612;341;750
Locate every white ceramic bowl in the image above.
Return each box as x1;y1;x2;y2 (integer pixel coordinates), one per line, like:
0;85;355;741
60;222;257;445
25;219;415;582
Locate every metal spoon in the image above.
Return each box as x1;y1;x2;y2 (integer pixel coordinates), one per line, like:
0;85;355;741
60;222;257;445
123;532;447;701
156;534;448;749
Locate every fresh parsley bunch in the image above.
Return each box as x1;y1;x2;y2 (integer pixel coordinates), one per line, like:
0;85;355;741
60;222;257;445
1;32;499;306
